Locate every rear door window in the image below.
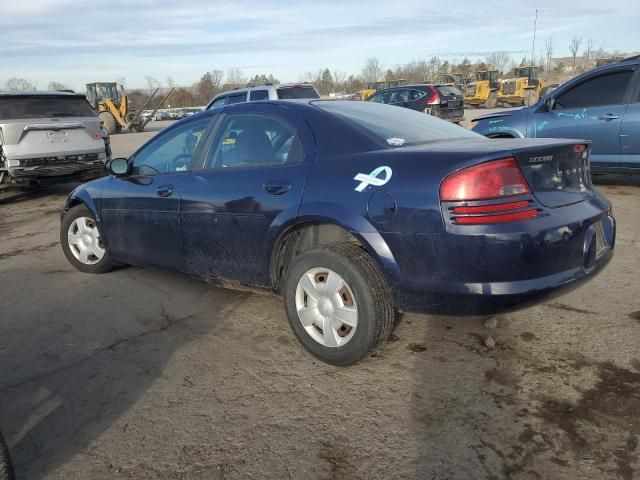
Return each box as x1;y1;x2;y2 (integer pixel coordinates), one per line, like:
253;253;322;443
0;96;97;119
388;89;410;104
276;86;320;99
249;90;269;101
226;93;247;105
409;89;426;101
555;70;633;109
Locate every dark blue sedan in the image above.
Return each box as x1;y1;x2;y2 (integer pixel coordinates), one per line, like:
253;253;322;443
60;100;615;365
472;55;640;174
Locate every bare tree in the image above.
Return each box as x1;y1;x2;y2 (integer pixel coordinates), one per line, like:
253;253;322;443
583;38;595;68
5;78;35;91
485;51;511;75
226;68;246;86
47;81;69;91
332;70;347;92
569;36;583;70
144;76;160;93
545;38;554;77
361;57;383;84
210;70;224;90
116;77;127;90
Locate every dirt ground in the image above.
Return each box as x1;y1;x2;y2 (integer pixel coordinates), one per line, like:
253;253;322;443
0;112;638;479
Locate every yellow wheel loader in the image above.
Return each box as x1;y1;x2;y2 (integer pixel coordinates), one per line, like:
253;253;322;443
496;66;544;107
463;70;500;108
85;82;174;134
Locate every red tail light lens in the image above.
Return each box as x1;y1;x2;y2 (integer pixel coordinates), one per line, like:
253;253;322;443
426;85;440;105
440;158;531;201
574;144;586;153
454;210;538;225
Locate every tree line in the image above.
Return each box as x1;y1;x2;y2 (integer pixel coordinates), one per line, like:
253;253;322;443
2;39;631;108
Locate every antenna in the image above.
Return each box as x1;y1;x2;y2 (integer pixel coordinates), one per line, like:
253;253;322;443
531;9;539;65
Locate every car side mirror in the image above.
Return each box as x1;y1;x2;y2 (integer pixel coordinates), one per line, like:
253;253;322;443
542;96;555;112
107;157;130;176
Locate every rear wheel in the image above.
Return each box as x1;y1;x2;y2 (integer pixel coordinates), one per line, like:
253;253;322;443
60;204;115;274
99;112;117;135
283;242;394;366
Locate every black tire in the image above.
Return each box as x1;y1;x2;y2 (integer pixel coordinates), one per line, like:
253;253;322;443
60;204;115;274
99;112;117;135
0;431;15;480
283;242;394;366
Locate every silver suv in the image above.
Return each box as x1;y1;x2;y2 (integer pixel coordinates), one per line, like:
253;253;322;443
206;83;320;109
0;92;108;187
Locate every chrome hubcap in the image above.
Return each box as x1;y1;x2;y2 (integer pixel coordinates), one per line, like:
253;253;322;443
67;216;105;265
295;267;358;348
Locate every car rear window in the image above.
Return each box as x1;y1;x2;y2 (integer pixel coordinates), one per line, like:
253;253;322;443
316;101;480;146
0;96;97;119
436;85;462;96
276;86;320;99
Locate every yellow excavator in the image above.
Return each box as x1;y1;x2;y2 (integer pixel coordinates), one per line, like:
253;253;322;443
496;66;544;107
85;82;174;134
464;70;500;108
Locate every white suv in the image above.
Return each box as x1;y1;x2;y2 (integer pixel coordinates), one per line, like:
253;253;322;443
206;83;320;109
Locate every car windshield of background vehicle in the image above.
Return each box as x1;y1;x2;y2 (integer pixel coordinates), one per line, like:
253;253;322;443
554;70;633;109
277;86;320;99
0;96;97;119
317;101;480;146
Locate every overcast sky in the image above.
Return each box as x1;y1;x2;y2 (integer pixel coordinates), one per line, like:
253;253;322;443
2;0;638;90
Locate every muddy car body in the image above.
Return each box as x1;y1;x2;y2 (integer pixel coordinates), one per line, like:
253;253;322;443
60;100;615;365
0;92;107;186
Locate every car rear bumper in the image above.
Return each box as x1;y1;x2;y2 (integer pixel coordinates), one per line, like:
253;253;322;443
4;152;106;183
393;247;613;315
384;195;615;315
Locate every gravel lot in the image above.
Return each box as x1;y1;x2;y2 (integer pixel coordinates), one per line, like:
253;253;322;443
0;111;638;479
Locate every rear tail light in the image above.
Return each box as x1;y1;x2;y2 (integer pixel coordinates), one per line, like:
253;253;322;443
426;85;440;105
93;132;102;139
441;158;538;225
440;158;530;201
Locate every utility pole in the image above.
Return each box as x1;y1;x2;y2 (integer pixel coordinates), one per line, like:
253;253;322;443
531;9;539;65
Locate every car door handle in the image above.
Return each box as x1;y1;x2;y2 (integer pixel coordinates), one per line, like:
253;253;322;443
157;184;174;197
599;114;620;120
263;180;291;195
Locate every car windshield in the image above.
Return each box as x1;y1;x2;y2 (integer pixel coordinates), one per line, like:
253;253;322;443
315;101;480;146
277;86;320;99
0;96;97;119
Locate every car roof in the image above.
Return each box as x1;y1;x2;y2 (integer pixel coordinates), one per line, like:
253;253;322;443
0;90;85;98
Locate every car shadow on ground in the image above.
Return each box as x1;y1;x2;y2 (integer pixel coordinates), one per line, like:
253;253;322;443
0;259;249;479
0;183;80;206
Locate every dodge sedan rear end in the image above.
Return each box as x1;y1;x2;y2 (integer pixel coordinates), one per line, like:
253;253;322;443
60;100;614;365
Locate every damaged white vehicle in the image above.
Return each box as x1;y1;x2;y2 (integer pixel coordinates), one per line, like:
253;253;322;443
0;91;109;188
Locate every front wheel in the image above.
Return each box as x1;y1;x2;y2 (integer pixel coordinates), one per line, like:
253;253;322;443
283;242;395;366
60;204;115;274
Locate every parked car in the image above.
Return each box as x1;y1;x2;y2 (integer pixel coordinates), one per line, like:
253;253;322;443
0;92;108;187
60;100;614;366
366;84;465;123
471;55;640;173
206;83;320;109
